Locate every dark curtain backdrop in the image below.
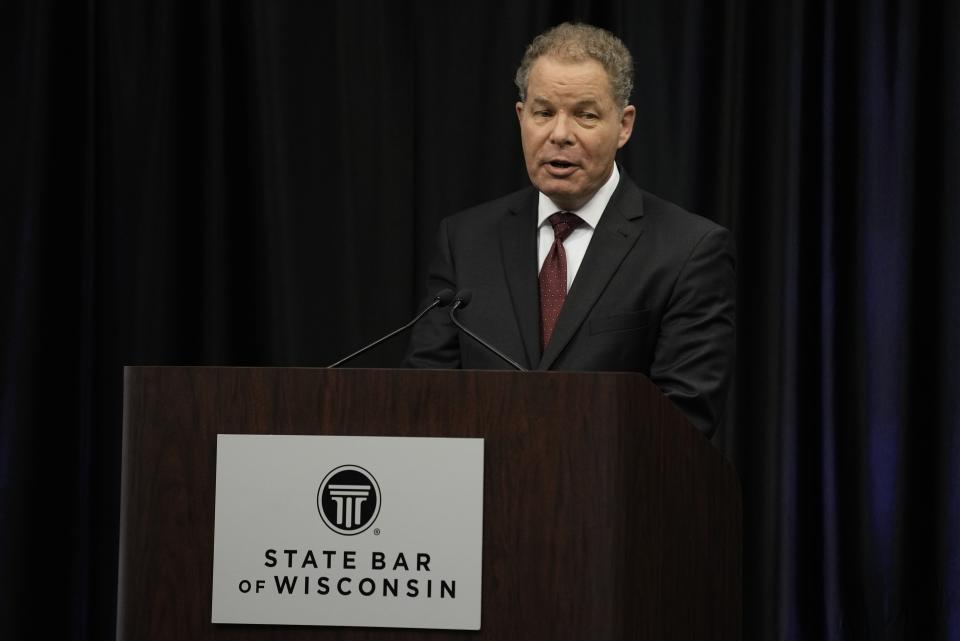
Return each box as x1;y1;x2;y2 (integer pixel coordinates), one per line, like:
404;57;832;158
2;1;958;639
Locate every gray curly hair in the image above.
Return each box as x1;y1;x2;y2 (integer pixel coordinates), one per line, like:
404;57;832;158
514;22;634;108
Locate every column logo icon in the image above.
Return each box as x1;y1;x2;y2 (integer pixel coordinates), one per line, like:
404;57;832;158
317;465;381;535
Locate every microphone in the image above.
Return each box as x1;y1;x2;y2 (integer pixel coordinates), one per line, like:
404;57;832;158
327;289;455;368
449;290;527;371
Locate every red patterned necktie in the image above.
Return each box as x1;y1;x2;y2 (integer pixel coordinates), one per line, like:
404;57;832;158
539;212;583;351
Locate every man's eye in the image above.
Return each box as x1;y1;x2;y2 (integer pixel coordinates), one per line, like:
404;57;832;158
534;110;552;117
580;112;599;120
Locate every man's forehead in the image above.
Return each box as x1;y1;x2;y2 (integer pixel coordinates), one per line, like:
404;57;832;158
528;95;603;107
526;56;614;98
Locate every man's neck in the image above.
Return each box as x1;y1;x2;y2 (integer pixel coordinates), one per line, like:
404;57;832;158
537;164;620;229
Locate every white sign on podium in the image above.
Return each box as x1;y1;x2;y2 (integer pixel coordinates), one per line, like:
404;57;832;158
212;434;484;630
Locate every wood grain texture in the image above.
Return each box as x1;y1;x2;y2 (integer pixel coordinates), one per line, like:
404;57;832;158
117;367;740;640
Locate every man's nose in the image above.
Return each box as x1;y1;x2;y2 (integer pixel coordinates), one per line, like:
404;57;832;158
549;113;574;146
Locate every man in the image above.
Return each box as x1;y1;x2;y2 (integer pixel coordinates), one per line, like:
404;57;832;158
404;23;735;437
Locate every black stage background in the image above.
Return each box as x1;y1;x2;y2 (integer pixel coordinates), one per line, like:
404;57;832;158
2;1;958;639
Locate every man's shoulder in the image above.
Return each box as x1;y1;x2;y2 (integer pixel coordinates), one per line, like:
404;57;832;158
626;186;732;268
601;169;728;238
637;188;728;235
442;185;537;230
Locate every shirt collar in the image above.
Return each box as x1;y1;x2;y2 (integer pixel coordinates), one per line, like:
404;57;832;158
537;163;620;229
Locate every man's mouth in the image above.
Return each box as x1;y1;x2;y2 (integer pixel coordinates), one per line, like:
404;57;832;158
544;160;578;177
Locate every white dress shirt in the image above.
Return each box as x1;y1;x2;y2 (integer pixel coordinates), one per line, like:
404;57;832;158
537;164;621;290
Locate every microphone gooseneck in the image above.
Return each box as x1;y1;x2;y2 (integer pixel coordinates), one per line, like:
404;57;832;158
327;289;455;368
449;290;527;371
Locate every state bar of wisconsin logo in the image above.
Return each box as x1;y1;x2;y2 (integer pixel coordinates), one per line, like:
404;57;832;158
316;465;381;535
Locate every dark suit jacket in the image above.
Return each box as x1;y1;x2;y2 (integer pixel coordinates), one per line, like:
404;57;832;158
404;170;735;437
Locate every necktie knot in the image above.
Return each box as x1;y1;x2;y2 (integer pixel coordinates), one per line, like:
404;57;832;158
548;212;582;243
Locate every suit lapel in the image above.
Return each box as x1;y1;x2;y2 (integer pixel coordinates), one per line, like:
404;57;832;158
499;189;541;369
538;175;646;370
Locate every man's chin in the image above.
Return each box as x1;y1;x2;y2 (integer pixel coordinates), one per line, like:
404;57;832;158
535;180;588;210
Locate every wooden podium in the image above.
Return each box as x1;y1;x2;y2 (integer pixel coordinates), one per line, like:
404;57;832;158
117;367;740;640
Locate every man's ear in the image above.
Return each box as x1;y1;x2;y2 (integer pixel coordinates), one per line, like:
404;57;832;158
516;101;525;122
618;105;636;148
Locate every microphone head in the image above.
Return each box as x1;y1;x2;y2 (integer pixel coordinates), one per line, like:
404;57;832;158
454;289;473;309
434;289;455;307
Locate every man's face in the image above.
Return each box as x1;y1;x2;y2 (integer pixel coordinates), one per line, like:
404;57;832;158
516;56;635;211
